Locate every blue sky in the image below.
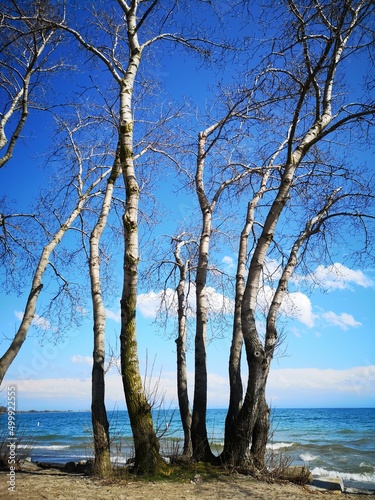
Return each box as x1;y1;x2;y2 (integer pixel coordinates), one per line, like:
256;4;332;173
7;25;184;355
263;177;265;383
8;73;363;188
1;3;375;413
1;250;374;411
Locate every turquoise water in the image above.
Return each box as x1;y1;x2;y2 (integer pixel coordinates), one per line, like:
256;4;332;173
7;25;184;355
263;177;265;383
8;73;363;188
1;408;374;490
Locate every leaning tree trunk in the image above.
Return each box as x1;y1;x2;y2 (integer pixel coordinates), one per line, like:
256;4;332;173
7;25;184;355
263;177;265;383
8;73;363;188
224;107;334;467
191;110;257;464
251;185;344;470
222;156;297;466
90;145;121;477
0;176;109;386
119;107;163;473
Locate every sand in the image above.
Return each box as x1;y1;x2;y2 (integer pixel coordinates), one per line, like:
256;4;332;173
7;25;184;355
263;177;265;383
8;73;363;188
0;466;371;500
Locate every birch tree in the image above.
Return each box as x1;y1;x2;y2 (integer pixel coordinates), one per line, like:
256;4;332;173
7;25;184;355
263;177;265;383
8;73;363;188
221;0;375;469
172;234;196;458
170;235;197;458
89;134;122;476
191;99;257;461
140;229;198;459
51;0;215;473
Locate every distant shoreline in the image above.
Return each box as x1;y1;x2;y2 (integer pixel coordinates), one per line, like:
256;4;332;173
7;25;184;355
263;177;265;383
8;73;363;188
16;410;90;413
1;406;375;415
0;409;91;414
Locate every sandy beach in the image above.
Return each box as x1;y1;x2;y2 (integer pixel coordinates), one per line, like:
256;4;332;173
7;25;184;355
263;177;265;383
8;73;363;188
0;465;372;500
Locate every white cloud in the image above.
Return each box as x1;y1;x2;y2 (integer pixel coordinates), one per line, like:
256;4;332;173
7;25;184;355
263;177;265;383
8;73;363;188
71;355;92;366
290;327;301;338
268;365;375;396
138;288;177;318
101;262;370;333
281;291;315;327
222;256;234;266
263;258;283;282
222;255;235;272
312;263;374;290
321;311;362;331
14;311;23;321
0;374;170;409
0;371;223;409
137;285;234;320
105;308;121;323
207;373;230;406
14;311;56;332
75;305;88;316
2;377;93;401
206;286;234;315
257;286;315;327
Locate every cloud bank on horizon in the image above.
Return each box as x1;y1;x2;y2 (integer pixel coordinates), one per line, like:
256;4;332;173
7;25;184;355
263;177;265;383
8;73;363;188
4;363;374;410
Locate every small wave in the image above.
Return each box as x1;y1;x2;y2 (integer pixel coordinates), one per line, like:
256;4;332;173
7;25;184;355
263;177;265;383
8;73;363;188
266;442;294;451
299;453;319;462
349;437;374;447
360;462;375;470
311;467;375;484
309;442;359;454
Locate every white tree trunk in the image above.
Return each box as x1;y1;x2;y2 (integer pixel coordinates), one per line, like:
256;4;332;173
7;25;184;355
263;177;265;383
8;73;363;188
118;5;164;474
90;144;121;477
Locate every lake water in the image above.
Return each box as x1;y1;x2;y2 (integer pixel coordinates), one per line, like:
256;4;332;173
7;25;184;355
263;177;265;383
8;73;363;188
1;407;374;491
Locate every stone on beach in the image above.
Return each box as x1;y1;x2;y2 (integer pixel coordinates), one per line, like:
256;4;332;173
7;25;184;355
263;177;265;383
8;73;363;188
279;466;313;485
309;476;344;492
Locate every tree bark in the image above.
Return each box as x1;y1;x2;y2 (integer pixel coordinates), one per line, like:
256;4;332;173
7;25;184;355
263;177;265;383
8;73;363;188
191;208;216;462
191;130;217;463
223;206;248;457
174;239;192;458
90;143;121;477
223;159;275;465
119;102;163;471
249;389;270;470
223;115;338;470
118;8;163;473
192;116;252;463
222;340;268;467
